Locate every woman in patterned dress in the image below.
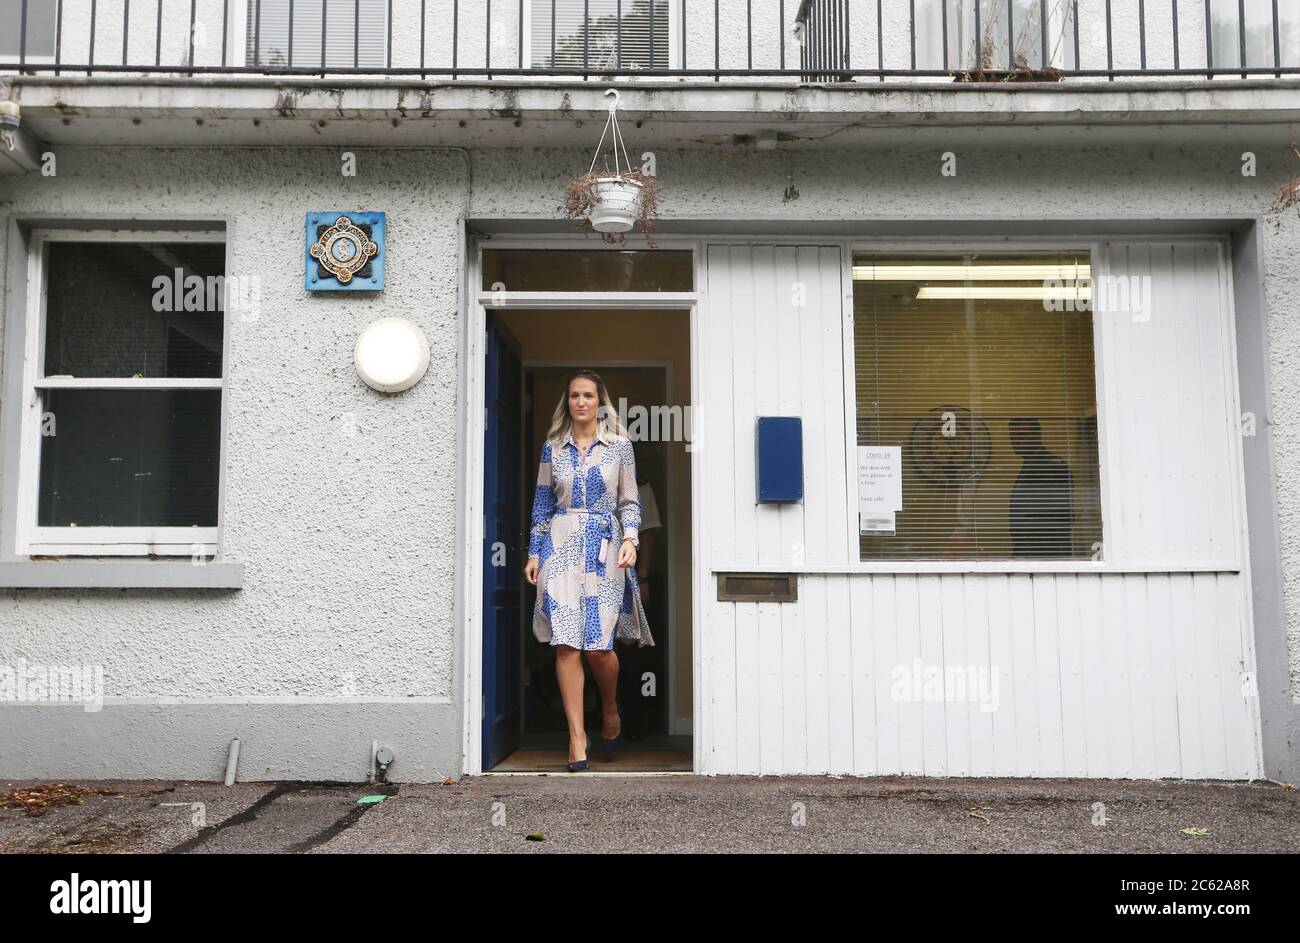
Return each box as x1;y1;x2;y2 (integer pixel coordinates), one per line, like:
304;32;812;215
524;369;654;769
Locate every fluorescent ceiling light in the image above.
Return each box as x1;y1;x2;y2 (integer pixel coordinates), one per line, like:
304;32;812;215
853;263;1091;281
915;285;1093;301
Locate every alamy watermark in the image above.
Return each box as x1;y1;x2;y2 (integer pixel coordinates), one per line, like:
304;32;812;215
152;268;261;321
1042;274;1153;322
889;658;1000;713
0;658;104;712
600;397;700;451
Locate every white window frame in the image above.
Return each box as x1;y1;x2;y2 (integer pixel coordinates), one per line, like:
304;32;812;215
522;0;683;72
15;229;227;558
842;238;1111;568
225;0;392;70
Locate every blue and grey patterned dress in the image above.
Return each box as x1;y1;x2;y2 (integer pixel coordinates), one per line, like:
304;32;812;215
528;427;655;650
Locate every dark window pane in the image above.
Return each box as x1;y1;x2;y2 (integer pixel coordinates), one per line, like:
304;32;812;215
37;390;221;528
44;241;225;379
481;250;693;292
852;252;1101;561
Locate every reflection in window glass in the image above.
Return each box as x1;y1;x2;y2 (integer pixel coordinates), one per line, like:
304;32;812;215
853;253;1101;560
530;0;674;70
44;242;225;379
1210;0;1300;69
481;249;693;292
247;0;389;69
37;390;222;528
915;0;1077;71
0;0;57;58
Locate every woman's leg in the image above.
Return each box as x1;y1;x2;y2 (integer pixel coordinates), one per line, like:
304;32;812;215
585;650;621;739
555;645;588;762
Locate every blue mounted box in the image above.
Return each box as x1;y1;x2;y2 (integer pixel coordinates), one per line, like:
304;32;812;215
305;211;385;292
756;417;803;503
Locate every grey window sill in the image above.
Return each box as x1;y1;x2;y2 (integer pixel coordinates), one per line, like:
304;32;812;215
0;560;243;588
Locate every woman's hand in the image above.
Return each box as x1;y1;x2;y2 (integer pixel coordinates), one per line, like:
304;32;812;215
525;556;539;585
616;539;637;568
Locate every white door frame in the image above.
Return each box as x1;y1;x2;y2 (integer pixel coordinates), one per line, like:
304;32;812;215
460;236;704;776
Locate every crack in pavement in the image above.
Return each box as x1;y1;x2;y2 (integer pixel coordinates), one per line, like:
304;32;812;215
286;784;400;854
165;785;294;854
166;782;399;855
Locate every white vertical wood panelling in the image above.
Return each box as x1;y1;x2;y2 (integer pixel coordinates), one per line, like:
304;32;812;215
698;242;1260;779
826;577;854;773
940;577;970;775
894;576;925;775
1098;241;1239;567
986;576;1018;776
702;573;1259;778
848;577;878;775
705;245;849;570
1008;575;1039;775
870;576;901;774
964;575;995;777
753;247;782;569
1123;574;1157;779
801;575;831;772
1056;575;1088;777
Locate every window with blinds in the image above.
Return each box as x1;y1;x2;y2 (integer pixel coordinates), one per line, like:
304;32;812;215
0;0;58;59
530;0;674;71
247;0;390;69
852;253;1102;561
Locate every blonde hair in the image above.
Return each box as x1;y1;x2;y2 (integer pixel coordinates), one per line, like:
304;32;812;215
545;369;629;447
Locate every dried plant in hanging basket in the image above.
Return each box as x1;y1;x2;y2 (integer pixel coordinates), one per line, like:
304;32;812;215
562;168;662;246
561;88;663;245
1268;141;1300;232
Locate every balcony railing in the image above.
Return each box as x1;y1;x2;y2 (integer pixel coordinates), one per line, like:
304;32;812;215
2;0;1299;81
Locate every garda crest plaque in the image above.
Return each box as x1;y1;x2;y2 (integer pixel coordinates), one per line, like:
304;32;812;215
306;211;385;291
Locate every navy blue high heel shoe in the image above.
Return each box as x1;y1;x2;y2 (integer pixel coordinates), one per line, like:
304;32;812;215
598;711;622;761
567;735;591;772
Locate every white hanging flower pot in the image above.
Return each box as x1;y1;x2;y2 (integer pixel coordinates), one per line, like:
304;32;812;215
589;176;643;234
562;89;662;244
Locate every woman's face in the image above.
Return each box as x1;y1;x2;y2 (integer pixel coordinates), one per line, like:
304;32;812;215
568;377;600;425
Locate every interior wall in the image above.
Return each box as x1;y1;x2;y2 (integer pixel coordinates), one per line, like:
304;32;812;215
500;308;694;728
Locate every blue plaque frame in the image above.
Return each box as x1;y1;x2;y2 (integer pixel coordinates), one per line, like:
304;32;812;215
306;211;386;292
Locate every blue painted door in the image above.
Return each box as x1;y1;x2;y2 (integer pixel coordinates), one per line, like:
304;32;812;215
482;312;524;769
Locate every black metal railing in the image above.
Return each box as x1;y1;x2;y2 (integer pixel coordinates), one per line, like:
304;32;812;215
2;0;1299;81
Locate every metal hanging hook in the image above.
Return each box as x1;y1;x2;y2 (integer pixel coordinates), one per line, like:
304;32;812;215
604;88;620;113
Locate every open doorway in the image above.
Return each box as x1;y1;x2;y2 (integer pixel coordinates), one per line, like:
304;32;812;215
482;308;693;773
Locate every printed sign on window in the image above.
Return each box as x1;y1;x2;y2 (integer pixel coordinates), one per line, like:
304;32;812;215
858;446;902;535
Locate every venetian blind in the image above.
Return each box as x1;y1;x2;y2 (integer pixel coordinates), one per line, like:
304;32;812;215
247;0;389;69
531;0;672;70
852;253;1101;561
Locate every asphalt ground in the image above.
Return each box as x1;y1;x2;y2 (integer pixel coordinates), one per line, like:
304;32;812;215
1;774;1296;854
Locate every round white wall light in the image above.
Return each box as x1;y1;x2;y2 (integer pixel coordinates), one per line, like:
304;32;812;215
354;318;431;393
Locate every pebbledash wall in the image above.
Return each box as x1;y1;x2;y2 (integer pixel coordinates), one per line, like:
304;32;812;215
1;140;1298;781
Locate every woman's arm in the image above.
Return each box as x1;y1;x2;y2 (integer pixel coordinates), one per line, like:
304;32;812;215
527;441;557;559
615;439;642;546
